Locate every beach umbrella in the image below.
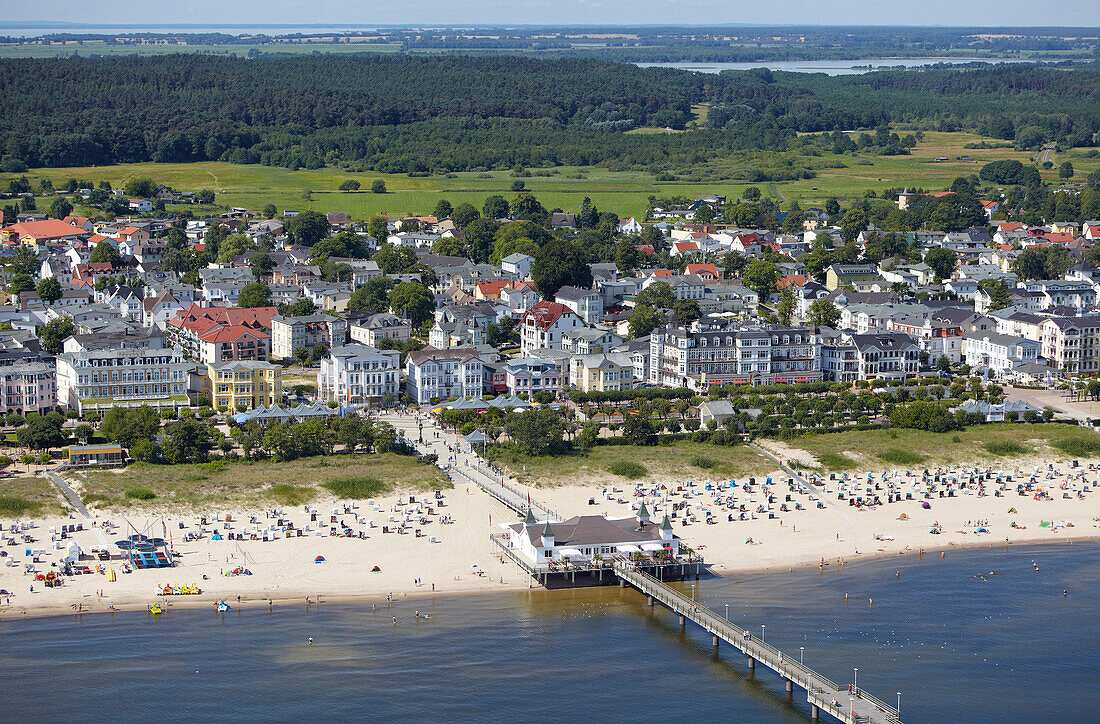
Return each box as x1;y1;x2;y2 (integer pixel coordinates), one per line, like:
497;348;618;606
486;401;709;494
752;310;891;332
314;555;326;563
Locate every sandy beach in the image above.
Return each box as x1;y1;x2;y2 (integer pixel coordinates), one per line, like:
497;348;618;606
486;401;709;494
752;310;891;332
3;443;1099;621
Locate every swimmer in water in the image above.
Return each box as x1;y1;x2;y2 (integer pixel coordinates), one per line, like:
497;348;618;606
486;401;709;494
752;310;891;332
308;637;313;645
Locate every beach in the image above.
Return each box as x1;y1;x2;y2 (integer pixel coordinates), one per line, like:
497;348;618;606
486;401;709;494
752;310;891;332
3;430;1100;620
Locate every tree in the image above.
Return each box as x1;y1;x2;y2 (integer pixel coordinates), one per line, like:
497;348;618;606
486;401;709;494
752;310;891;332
371;179;387;194
742;259;781;300
16;414;65;452
161;417;213;464
74;423;94;444
1059;162;1074;179
8;246;38;276
503;408;564;456
614;238;644;273
824;198;840;217
509;191;547;223
629;304;663;339
622;413;658;446
196;189;215;204
693;204;716;224
37;317;75;354
262;203;277;218
367;215;388;242
36;277;62;303
286;210;329;246
373;245;417;275
978;278;1014;311
776;285;796;325
532;239;592;298
339;179;361;192
312;342;328;360
89;242;120;265
451;202;479;228
100;405;161;450
482;194;509;219
347;276;397;312
388;282;434;326
743;186;761;201
924;248;958;281
433;199;453;219
807;299;841;328
7;273;33;296
250;252;274;279
123;177;155;198
50;196;73;220
839;208;869;242
237;282;272;308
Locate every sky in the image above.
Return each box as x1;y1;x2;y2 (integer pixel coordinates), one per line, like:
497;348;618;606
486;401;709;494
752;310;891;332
5;1;1100;29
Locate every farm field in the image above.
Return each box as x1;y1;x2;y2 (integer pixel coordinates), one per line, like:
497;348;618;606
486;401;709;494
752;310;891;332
3;132;1093;221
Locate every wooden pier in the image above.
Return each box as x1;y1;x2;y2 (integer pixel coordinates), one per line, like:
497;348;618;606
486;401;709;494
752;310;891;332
614;563;902;724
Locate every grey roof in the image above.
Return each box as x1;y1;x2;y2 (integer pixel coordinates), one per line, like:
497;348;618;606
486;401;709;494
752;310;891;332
514;515;666;547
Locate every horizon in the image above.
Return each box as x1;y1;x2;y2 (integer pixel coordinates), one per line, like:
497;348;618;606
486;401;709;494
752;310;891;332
5;21;1100;31
3;1;1099;29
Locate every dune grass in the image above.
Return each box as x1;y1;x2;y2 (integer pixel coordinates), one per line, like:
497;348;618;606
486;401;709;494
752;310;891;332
607;460;648;479
817;452;858;470
984;441;1031;456
322;476;388;499
878;449;927;466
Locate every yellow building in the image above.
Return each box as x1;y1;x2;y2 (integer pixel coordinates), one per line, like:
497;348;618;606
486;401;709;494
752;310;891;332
202;361;282;412
568;354;634;393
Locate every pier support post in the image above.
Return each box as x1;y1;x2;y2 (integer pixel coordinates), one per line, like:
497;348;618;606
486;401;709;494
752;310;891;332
648;595;654;607
785;678;793;694
679;613;686;628
619;578;625;588
712;633;719;650
811;704;819;720
747;656;755;671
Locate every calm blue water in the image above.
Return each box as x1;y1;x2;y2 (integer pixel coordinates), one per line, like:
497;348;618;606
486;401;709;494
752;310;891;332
0;542;1095;722
636;58;1046;76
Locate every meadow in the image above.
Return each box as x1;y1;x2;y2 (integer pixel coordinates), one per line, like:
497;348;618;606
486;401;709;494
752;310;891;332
3;131;1092;221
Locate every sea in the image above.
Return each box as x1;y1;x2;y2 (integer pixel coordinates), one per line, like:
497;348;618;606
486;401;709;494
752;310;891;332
0;542;1096;722
635;58;1047;76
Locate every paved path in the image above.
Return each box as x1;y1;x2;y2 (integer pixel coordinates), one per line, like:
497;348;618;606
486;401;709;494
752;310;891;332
380;412;559;521
46;470;90;518
749;441;852;522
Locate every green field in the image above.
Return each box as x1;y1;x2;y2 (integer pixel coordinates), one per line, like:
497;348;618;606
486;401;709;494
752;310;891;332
490;439;772;487
4;131;1093;220
784;423;1100;472
73;452;449;512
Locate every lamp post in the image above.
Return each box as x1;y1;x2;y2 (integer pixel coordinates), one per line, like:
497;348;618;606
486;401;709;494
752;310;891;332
854;667;858;691
800;646;804;665
897;692;901;714
849;698;854;718
761;624;765;641
724;604;729;621
690;583;696;602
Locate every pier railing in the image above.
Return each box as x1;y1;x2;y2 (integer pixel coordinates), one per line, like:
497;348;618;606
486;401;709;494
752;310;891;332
450;464;559;521
614;563;901;724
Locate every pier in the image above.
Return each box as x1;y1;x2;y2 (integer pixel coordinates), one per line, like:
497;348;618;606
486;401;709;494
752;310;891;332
614;563;902;724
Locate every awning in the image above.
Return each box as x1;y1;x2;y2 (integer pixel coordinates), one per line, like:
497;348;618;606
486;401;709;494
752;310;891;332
559;548;588;558
617;544;641;553
641;542;667;552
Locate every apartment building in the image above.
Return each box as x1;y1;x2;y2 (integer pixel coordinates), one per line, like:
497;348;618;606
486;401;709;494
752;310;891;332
503;357;560;398
348;312;412;347
56;330;192;414
1041;316;1100;375
202;360;282;412
270;314;347;360
319;344;400;404
554;286;604;325
848;333;920;380
569;353;635;393
0;361;57;415
963;332;1040;376
520;301;584;354
404;348;484;404
649;319;822;388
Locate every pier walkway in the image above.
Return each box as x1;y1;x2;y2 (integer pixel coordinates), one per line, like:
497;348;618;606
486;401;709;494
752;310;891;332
614;563;901;724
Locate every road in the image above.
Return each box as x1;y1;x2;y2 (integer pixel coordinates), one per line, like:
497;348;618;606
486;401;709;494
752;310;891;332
46;470;91;518
1036;142;1056;166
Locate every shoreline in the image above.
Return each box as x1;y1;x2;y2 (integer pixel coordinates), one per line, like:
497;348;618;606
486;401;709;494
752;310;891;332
4;533;1095;623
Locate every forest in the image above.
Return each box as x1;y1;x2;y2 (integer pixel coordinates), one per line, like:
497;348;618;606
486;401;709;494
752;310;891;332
0;55;1097;174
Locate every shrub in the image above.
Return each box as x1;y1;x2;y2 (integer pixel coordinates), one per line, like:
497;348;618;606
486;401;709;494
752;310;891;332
124;487;156;500
984;441;1030;456
878;449;926;466
0;495;39;515
267;484;315;506
1053;436;1100;457
323;476;389;499
691;455;715;469
818;452;857;470
607;460;647;479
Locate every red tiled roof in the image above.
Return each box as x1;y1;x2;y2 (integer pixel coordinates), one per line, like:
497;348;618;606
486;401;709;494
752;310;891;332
686;263;719;278
522;301;577;329
475;280;511;297
777;274;808;289
1044;232;1074;244
673;241;699;252
199;324;269;343
651;269;672;277
3;219;85;239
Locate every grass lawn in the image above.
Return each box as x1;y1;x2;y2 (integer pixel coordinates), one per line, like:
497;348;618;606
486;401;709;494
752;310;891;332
3;131;1088;221
73;452;449;512
0;476;67;516
784;423;1100;472
490;439;774;487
